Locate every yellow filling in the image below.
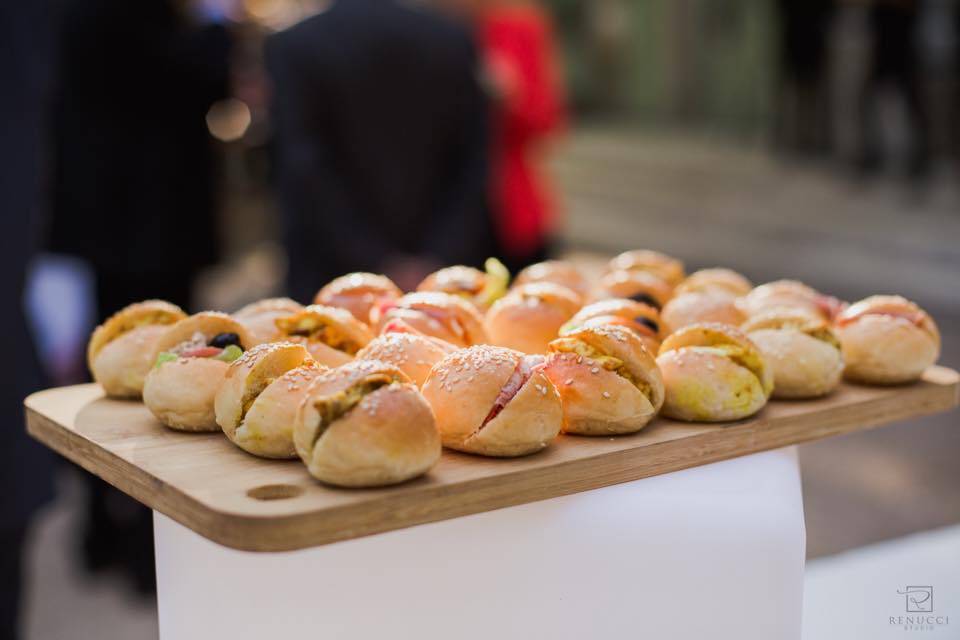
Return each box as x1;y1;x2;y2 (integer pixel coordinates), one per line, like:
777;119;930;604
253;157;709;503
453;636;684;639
310;374;398;447
276;316;361;355
240;376;276;422
551;338;652;400
685;344;767;387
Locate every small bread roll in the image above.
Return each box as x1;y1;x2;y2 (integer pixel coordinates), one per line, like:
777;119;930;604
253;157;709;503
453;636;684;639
371;292;488;347
143;312;255;431
294;360;441;487
743;310;843;398
543;325;664;435
215;342;325;458
739;280;843;321
656;323;772;422
596;269;673;310
661;291;745;334
675;268;752;298
313;272;401;325
87;300;187;398
355;332;454;387
416;260;511;311
561;298;663;355
422;346;562;456
513;260;590;300
834;295;940;384
484;283;582;354
272;304;373;368
606;249;685;287
233;298;304;344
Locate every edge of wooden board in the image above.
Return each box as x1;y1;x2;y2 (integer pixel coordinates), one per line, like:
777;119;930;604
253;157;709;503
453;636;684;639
25;366;960;552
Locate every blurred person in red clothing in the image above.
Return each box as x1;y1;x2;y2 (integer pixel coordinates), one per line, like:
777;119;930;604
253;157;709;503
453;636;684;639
445;0;567;273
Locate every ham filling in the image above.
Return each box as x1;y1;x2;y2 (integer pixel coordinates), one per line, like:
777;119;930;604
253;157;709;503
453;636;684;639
836;306;925;328
481;355;545;427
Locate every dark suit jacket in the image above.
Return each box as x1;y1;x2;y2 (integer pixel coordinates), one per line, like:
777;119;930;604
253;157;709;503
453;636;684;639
266;0;495;301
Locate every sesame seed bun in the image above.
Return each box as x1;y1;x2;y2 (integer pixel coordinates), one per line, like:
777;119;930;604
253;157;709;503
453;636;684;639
371;292;488;347
606;250;685;287
834;295;940;384
233;298;305;344
294;360;440;487
313;273;401;325
87;300;187;398
661;292;746;334
739;280;842;320
544;325;664;435
562;298;663;355
416;265;490;309
656;323;771;422
513;260;591;300
272;304;374;367
215;342;320;458
675;268;752;297
356;332;455;387
484;283;582;354
596;269;673;310
422;346;562;456
152;312;255;356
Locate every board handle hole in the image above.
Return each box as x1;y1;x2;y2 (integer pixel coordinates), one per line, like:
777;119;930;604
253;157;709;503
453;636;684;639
247;484;304;501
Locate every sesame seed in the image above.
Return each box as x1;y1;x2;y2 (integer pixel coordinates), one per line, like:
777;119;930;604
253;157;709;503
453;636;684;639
602;391;611;399
591;367;599;374
564;378;574;385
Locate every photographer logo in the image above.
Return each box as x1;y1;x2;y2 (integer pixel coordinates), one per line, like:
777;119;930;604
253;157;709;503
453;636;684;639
899;586;933;613
890;586;949;632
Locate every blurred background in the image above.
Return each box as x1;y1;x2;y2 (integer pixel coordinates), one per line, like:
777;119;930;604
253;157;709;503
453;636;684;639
3;0;958;638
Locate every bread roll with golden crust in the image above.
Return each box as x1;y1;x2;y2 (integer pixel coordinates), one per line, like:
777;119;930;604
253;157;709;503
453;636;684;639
656;323;772;422
422;346;562;456
834;295;940;384
561;298;663;355
675;268;752;298
87;300;186;398
543;325;664;435
233;298;304;344
143;312;255;431
271;304;373;368
215;342;325;458
294;360;440;487
661;291;746;334
739;280;844;321
371;292;488;347
484;283;582;354
313;272;401;325
742;310;843;398
596;269;673;310
513;260;590;300
355;332;454;387
606;250;685;287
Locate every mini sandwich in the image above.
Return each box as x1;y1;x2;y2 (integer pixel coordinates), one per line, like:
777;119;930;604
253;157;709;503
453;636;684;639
313;272;401;325
422;346;562;456
293;360;441;487
606;249;685;287
834;295;940;384
739;280;844;321
742;310;843;398
513;260;591;301
355;332;454;387
560;298;663;356
656;323;773;422
596;269;673;310
484;282;582;354
416;258;510;311
215;342;326;458
143;312;254;431
543;325;664;435
370;291;488;347
272;304;373;367
87;300;186;398
233;298;304;345
675;268;752;298
661;291;745;334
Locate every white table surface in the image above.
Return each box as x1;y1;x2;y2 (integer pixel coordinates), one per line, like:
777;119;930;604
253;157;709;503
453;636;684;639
155;447;806;640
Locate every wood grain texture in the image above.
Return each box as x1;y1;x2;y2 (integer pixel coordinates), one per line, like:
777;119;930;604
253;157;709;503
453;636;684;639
25;366;959;552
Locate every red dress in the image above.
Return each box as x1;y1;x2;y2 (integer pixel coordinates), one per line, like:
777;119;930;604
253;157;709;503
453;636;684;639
480;5;566;260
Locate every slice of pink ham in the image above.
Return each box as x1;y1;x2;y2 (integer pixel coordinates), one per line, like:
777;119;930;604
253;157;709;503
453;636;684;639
836;304;925;328
180;346;223;359
481;355;546;427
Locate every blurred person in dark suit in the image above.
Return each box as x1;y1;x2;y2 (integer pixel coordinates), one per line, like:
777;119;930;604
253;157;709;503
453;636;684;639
0;1;56;637
857;0;930;179
266;0;495;297
48;0;232;593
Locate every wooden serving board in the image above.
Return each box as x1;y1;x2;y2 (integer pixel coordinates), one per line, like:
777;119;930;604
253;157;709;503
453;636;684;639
26;367;959;552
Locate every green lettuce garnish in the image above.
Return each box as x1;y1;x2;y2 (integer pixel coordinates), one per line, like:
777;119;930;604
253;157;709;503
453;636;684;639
215;344;243;363
154;352;178;368
480;257;510;306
